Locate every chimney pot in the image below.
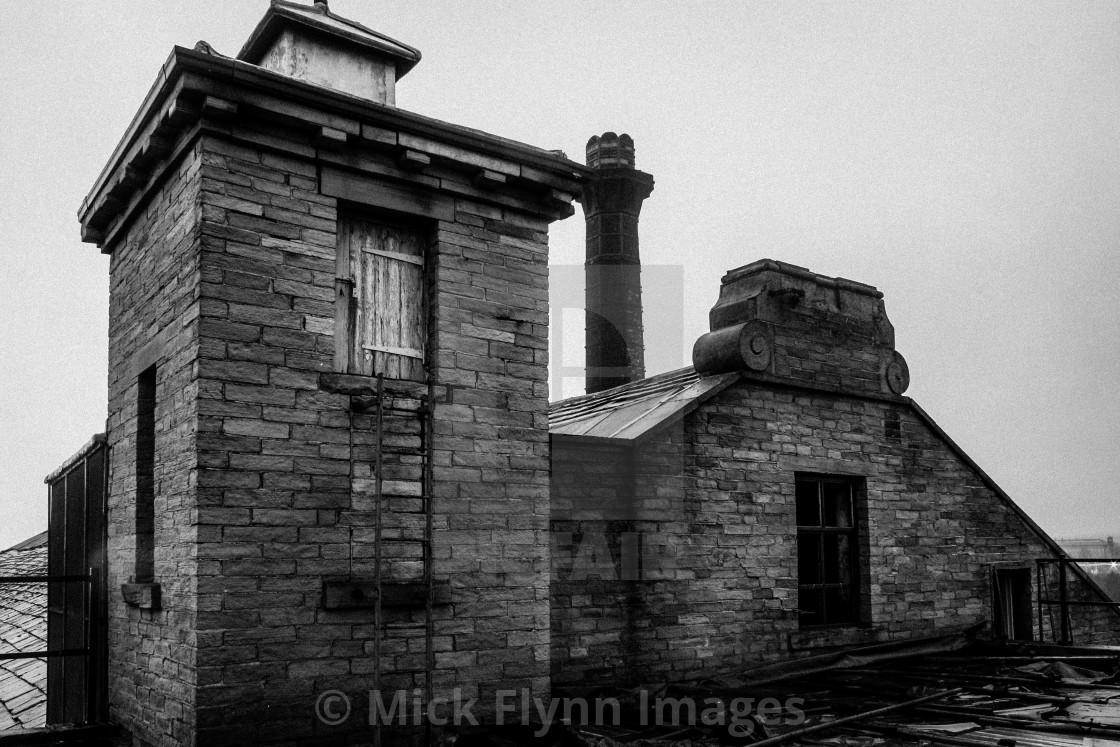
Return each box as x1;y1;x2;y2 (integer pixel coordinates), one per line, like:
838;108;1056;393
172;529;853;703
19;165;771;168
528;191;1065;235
586;131;636;170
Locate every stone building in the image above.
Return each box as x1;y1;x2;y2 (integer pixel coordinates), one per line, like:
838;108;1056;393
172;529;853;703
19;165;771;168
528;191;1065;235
550;257;1120;688
59;0;1120;745
78;2;580;743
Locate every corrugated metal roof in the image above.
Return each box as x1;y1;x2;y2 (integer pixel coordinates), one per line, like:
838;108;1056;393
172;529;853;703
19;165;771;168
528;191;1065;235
0;532;47;730
549;367;739;442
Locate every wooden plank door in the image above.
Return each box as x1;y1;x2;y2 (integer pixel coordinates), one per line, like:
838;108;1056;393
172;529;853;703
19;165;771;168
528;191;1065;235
341;217;427;381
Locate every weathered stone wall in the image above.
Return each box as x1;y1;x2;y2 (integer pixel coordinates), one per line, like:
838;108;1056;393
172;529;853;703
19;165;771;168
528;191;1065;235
550;379;1120;688
190;131;551;745
105;144;202;744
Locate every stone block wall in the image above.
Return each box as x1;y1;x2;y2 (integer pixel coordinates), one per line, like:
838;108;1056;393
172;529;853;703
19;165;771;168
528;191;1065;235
81;26;579;747
551;432;691;687
550;378;1120;688
189;130;552;744
105;144;203;744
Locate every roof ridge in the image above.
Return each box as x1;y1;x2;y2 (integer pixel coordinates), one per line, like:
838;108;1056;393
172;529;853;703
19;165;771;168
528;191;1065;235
2;533;48;553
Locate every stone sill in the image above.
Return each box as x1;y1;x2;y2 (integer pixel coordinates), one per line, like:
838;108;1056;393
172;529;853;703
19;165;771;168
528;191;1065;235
788;625;879;652
319;372;439;400
121;582;161;610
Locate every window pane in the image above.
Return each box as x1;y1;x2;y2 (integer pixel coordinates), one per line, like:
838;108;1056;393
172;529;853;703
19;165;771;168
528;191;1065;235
135;365;156;583
824;587;856;625
823;534;852;585
798;589;823;627
798;533;822;584
796;481;820;526
797;477;862;629
823;482;852;527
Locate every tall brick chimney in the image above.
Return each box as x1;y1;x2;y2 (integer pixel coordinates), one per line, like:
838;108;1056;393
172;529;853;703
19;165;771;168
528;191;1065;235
581;132;654;394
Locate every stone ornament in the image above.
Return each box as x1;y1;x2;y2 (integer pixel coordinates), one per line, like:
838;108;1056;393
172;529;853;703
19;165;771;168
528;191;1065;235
884;351;910;395
692;320;774;375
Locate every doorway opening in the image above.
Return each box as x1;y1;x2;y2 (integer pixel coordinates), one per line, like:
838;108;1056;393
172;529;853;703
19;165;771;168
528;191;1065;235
993;567;1033;641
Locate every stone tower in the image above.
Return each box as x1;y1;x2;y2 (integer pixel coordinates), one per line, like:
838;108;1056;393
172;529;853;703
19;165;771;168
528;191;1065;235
581;133;654;394
77;2;583;744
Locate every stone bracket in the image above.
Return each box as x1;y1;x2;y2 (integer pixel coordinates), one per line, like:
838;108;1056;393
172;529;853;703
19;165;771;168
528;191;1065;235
396;149;431;171
321;580;451;610
472;169;507;189
121;582;161;610
313;125;349;150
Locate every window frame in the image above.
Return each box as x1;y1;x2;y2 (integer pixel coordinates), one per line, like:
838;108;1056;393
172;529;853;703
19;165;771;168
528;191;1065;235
135;364;156;584
795;475;863;629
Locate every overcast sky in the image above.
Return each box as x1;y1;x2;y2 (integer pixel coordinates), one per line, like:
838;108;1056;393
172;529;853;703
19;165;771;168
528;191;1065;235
1;1;1117;550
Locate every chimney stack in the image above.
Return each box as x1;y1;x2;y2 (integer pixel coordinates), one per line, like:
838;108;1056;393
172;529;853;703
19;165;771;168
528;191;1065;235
692;259;910;397
237;0;422;105
581;133;654;394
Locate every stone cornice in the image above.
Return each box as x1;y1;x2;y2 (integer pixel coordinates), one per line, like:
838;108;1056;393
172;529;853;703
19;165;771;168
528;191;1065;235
79;46;590;251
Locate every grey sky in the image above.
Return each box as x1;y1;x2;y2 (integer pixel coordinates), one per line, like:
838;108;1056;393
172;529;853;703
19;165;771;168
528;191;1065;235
1;1;1117;550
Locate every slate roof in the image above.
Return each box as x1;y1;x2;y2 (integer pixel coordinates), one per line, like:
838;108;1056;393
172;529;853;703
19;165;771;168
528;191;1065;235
238;0;422;77
548;367;739;442
0;532;47;730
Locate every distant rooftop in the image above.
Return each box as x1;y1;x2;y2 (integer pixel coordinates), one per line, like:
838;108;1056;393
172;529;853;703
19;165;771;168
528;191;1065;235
0;532;47;730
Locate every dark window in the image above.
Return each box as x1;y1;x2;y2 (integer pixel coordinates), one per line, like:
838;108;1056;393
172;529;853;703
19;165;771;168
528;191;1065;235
993;568;1033;641
796;477;860;627
335;214;428;381
135;365;156;583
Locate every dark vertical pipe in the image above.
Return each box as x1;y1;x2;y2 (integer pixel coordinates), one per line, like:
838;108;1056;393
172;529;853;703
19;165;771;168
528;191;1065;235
1036;561;1044;643
423;379;434;747
372;374;384;747
1059;560;1071;645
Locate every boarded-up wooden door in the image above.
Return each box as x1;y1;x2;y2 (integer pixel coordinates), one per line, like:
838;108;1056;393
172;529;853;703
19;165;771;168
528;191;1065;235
338;216;427;380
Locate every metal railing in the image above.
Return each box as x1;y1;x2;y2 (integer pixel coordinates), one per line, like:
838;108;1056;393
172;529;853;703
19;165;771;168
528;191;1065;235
0;571;98;723
1036;558;1120;645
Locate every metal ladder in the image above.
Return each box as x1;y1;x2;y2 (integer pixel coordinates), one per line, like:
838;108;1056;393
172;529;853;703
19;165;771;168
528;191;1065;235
355;375;436;746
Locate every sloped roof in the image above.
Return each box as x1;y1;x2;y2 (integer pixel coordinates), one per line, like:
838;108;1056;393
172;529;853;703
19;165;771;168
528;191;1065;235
0;532;47;730
549;367;739;442
238;0;422;77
